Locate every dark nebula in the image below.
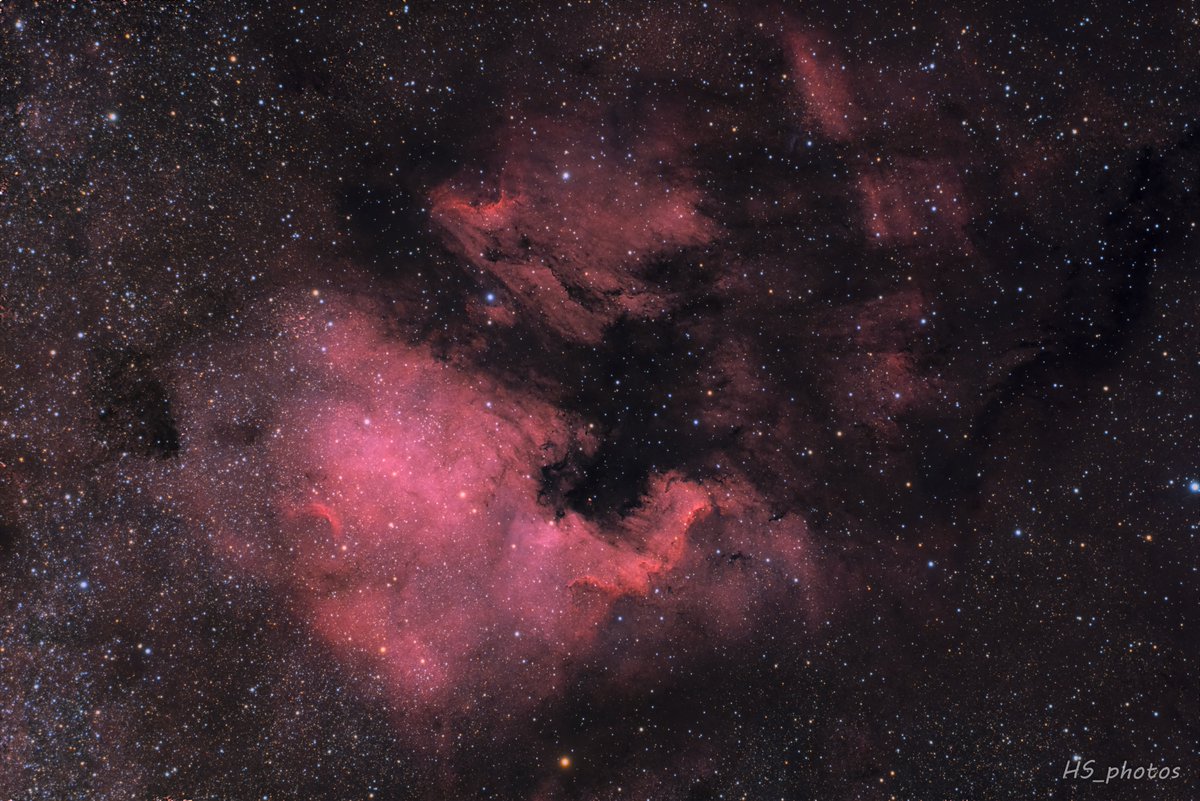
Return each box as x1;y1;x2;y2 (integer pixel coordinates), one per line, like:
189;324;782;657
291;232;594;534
1;2;1198;800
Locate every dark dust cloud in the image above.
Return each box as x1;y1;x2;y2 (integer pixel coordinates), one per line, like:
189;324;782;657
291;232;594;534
1;2;1198;800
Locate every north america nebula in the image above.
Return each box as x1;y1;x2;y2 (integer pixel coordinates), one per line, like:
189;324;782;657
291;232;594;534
1;2;1198;800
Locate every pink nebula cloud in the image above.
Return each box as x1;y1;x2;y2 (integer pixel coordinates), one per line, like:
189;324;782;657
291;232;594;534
430;115;716;342
170;294;821;737
783;31;857;141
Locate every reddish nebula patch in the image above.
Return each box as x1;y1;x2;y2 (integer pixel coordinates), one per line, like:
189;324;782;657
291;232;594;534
429;115;716;342
783;30;856;141
822;290;947;437
291;502;343;542
173;294;819;731
857;159;970;251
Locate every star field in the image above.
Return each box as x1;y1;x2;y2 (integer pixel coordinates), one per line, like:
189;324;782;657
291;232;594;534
1;2;1198;800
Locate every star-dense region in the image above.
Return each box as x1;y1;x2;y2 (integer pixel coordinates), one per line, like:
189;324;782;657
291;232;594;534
0;1;1197;799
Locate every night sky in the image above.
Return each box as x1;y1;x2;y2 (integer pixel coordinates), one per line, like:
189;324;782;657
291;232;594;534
1;2;1198;799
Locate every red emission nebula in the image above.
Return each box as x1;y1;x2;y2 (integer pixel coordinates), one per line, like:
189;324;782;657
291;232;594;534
172;301;819;729
1;2;1197;800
